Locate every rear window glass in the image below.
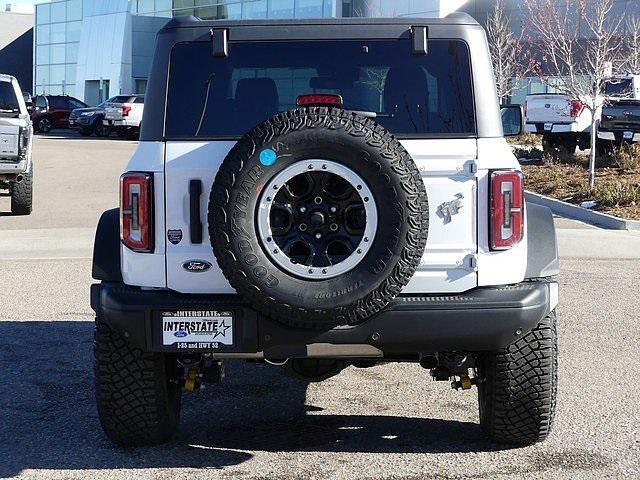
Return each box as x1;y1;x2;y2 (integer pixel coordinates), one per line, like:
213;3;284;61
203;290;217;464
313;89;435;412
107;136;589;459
165;39;476;138
0;82;19;113
111;96;135;103
604;79;633;97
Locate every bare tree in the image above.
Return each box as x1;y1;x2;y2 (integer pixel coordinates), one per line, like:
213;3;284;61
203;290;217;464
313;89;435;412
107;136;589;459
623;15;640;74
525;0;624;188
486;0;529;103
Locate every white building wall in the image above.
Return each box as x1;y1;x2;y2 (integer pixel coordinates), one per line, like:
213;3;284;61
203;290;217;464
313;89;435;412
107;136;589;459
74;0;132;102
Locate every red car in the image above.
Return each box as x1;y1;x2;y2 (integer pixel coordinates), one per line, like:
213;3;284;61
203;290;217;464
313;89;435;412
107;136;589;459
31;95;88;133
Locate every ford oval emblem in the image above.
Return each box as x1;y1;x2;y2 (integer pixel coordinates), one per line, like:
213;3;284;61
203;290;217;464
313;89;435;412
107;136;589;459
174;331;188;338
182;260;213;273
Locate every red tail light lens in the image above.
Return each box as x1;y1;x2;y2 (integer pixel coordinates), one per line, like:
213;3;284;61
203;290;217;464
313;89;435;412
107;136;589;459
120;172;154;252
296;94;343;108
490;171;524;250
122;105;132;116
570;99;584;118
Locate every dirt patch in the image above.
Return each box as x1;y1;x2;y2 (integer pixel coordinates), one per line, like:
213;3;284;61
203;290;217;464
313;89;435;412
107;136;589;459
521;153;640;220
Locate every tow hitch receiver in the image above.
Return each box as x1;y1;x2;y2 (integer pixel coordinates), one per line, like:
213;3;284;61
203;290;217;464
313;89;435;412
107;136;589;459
180;355;225;392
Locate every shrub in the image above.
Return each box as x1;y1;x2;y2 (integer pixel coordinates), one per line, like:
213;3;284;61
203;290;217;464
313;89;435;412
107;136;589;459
613;143;640;171
581;182;640;207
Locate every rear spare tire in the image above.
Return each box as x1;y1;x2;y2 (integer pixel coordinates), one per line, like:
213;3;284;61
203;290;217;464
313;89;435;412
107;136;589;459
209;107;428;329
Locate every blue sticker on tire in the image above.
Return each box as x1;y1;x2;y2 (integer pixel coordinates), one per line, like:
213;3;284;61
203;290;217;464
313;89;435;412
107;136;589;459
260;149;277;166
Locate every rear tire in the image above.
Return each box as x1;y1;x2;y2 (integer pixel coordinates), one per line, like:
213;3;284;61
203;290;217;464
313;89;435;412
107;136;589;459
94;319;182;447
477;310;558;445
11;168;33;215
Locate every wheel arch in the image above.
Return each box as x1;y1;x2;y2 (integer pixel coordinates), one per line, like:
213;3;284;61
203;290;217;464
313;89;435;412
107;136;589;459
92;208;123;282
525;202;559;279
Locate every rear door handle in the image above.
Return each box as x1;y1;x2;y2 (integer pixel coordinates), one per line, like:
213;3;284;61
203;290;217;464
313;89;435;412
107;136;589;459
189;179;203;244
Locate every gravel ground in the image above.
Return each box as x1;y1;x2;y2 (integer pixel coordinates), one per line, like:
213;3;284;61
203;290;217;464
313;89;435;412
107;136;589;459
0;257;638;480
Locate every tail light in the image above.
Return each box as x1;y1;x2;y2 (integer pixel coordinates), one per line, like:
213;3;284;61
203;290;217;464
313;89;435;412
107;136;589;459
18;126;29;159
122;105;132;116
569;99;584;118
490;171;524;250
120;172;154;252
297;94;343;108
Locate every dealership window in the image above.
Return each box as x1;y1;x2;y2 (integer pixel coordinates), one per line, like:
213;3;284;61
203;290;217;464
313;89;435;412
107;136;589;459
34;0;83;98
134;79;148;94
50;1;66;23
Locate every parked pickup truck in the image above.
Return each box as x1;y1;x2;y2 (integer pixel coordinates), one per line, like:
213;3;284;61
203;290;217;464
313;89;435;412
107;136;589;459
103;95;144;139
597;76;640;151
524;93;592;154
598;100;640;144
0;74;33;215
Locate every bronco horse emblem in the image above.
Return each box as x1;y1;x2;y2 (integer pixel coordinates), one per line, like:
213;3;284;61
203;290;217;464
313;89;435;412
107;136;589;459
437;193;464;224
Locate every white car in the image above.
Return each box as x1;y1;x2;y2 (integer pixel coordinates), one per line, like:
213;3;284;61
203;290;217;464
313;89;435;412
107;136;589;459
524;93;592;154
103;95;144;139
0;74;33;215
91;15;559;448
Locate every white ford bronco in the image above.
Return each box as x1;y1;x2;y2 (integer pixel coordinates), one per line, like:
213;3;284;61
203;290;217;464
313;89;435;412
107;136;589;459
0;74;33;215
91;14;560;448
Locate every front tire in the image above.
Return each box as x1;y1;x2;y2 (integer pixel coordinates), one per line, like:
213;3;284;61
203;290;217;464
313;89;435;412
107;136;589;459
11;168;33;215
37;117;52;134
477;310;558;445
94;319;182;447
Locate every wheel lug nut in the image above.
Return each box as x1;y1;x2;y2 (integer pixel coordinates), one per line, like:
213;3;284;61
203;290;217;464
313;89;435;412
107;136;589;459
299;206;307;213
314;196;323;205
330;206;337;213
315;233;322;240
299;224;308;231
330;224;339;232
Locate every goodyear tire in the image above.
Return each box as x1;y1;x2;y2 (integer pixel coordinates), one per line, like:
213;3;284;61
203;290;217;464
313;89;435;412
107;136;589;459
94;319;182;447
477;310;558;445
209;107;428;329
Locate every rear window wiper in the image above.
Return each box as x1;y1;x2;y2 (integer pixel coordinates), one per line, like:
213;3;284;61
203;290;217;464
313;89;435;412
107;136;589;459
195;73;216;136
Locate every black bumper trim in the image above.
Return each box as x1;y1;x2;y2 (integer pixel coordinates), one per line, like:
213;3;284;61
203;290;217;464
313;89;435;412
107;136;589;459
90;282;555;357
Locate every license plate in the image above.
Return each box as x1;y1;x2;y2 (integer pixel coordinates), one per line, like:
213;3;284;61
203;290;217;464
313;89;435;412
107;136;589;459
623;131;634;140
162;311;233;348
544;123;553;132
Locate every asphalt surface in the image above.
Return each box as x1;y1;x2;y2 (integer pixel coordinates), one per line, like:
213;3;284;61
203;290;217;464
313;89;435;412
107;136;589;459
0;134;639;479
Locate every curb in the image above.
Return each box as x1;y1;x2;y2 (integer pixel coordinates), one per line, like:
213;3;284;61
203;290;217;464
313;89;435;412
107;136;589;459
525;191;640;231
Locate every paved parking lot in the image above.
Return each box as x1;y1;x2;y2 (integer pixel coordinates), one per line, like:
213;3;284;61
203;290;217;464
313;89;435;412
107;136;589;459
0;134;639;479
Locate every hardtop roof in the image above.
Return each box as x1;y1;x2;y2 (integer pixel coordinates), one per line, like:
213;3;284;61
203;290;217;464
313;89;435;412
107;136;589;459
160;13;479;32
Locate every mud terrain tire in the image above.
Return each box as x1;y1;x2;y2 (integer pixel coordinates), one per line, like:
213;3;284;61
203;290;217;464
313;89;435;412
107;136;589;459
477;310;558;445
11;168;33;215
94;319;181;447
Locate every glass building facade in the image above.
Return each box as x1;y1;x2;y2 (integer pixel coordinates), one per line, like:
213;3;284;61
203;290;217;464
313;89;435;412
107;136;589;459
33;0;461;103
34;0;82;97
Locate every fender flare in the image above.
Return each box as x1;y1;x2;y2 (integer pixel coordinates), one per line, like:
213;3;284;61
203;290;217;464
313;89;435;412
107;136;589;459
92;208;122;282
525;202;560;279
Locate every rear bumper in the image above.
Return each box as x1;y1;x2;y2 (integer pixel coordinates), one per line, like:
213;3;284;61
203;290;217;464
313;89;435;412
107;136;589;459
525;122;583;134
103;119;138;128
597;130;640;142
0;159;27;175
91;281;558;359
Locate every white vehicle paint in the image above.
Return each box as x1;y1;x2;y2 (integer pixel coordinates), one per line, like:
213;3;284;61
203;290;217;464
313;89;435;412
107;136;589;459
103;95;144;134
524;94;592;135
123;135;526;294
